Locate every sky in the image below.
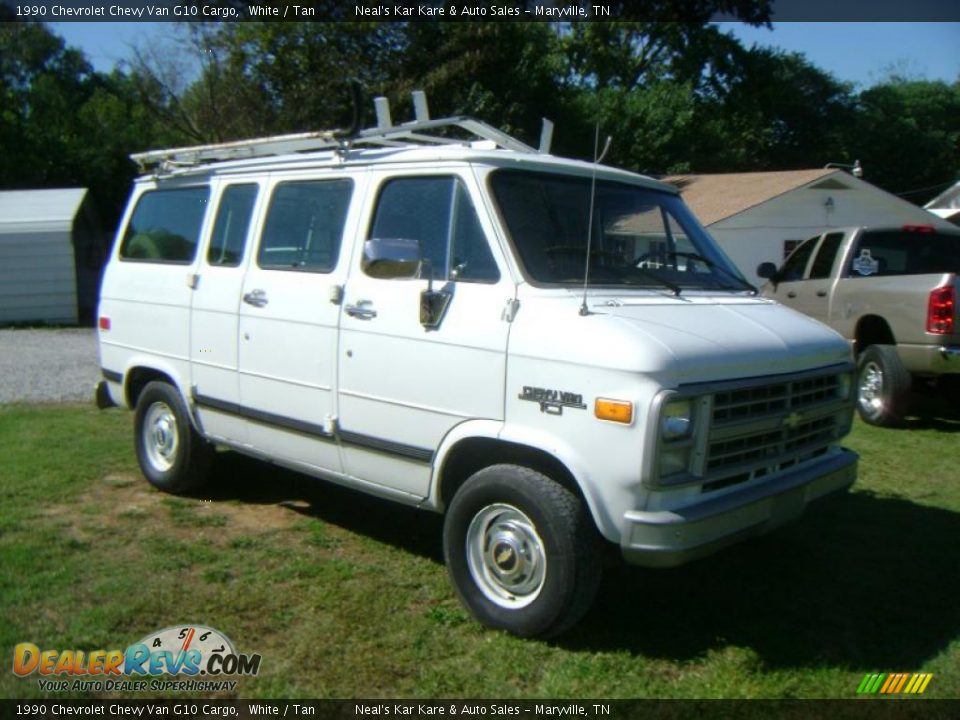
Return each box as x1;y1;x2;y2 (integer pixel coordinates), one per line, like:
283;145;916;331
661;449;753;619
51;21;960;89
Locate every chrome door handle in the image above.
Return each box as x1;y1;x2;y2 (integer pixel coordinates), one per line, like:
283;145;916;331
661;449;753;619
242;289;269;307
345;300;377;320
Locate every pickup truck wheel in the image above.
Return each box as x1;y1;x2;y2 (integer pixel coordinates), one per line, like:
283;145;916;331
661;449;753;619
942;377;960;408
857;345;910;427
443;464;601;638
134;381;213;494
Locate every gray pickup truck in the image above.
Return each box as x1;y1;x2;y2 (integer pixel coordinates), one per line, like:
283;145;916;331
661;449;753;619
758;225;960;426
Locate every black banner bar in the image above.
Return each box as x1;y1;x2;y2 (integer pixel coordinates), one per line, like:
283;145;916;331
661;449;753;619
2;700;960;720
1;0;959;22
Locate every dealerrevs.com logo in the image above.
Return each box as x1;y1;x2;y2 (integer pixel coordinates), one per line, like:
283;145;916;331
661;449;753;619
13;625;261;693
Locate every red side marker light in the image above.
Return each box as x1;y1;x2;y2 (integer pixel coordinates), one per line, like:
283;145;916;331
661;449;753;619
99;316;111;331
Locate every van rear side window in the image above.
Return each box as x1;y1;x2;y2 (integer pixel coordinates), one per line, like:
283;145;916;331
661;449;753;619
119;186;210;263
208;184;258;267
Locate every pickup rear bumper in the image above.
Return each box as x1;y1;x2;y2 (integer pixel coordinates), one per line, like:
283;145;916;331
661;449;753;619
897;344;960;375
621;449;858;568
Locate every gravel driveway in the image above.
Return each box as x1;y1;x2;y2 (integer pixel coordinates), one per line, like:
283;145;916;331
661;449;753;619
0;328;100;404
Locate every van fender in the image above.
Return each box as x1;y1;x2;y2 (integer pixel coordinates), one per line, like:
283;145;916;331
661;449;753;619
429;419;618;543
119;355;195;423
428;418;505;503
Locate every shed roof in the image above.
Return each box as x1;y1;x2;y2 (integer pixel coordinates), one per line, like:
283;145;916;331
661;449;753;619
0;188;88;234
661;169;840;225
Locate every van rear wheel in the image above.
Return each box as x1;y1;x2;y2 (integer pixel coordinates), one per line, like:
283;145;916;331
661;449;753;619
443;464;601;638
134;381;213;494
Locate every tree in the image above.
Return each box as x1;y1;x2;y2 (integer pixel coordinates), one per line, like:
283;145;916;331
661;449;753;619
0;23;169;225
848;78;960;202
0;22;96;188
558;19;771;171
687;46;856;172
399;23;571;147
129;21;407;143
564;22;749;94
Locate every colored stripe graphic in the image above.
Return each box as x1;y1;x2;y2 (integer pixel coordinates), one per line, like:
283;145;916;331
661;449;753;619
857;672;933;695
856;673;886;694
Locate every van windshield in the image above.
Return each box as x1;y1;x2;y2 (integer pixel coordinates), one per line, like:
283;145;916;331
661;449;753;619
490;169;748;291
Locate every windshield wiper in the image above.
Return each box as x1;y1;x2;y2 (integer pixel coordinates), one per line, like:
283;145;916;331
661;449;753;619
592;261;682;295
664;252;758;294
630;266;682;296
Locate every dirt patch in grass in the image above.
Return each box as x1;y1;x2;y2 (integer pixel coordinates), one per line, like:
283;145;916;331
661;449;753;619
42;470;302;547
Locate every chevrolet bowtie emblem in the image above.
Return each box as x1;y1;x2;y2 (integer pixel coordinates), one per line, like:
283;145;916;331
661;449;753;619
783;411;804;430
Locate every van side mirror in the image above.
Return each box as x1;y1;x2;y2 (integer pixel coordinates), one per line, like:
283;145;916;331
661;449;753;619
363;238;453;329
362;237;422;279
756;262;779;281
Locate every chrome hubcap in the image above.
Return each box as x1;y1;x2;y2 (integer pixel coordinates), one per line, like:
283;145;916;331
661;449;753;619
858;361;884;419
143;401;179;472
466;503;546;609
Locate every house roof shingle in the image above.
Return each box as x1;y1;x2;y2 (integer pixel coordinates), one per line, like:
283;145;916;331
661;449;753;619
661;169;840;226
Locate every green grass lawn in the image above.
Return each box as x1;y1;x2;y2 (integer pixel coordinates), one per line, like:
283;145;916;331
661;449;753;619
1;403;958;699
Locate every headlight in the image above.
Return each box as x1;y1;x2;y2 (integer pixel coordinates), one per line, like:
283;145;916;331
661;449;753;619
660;447;691;477
661;399;694;441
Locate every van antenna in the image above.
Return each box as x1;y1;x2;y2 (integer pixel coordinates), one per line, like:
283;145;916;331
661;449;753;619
579;125;612;317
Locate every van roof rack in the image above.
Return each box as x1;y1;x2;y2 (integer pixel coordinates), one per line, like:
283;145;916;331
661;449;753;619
130;91;554;173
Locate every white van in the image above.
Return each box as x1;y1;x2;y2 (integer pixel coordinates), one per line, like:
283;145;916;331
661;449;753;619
97;99;858;637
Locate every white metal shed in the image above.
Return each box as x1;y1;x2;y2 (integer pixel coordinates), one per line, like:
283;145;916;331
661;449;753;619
0;188;103;325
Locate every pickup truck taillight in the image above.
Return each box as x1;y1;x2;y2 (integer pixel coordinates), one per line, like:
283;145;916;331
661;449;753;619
927;285;955;335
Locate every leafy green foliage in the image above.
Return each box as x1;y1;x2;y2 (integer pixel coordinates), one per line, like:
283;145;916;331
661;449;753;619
851;79;960;202
688;46;857;172
0;24;170;224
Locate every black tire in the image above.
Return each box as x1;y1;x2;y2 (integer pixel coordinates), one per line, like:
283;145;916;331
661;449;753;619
443;464;601;638
942;376;960;409
856;345;911;427
133;381;213;494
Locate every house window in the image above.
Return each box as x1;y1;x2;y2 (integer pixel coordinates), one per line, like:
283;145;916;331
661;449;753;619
783;240;802;261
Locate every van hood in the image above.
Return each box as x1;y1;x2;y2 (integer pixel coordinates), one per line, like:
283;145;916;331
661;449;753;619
509;292;852;385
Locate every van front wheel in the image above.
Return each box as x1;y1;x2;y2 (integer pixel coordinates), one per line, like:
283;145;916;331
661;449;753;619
134;381;213;494
443;464;601;638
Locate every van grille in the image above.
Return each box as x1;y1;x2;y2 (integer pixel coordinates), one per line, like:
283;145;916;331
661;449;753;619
712;373;841;424
707;416;837;474
700;370;849;493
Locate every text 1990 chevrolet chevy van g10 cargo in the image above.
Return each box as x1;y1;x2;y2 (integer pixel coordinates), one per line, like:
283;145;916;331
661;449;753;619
97;96;858;637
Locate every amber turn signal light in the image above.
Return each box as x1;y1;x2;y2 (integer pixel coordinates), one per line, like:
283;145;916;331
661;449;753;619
595;398;633;424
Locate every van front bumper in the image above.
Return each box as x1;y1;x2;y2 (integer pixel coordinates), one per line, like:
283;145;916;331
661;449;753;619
621;449;858;568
